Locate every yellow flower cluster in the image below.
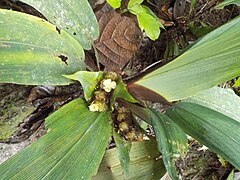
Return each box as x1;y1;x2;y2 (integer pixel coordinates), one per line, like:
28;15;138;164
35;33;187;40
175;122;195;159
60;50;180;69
115;106;143;142
88;72;118;112
88;101;107;112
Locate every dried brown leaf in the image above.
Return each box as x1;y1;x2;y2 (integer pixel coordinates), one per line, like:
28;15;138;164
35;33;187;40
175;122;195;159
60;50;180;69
94;6;141;72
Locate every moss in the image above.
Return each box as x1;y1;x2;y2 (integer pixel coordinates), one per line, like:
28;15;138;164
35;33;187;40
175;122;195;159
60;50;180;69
0;84;35;141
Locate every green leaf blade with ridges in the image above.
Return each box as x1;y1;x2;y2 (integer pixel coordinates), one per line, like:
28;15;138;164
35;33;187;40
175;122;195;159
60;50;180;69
166;102;240;169
112;129;131;177
183;87;240;122
93;140;166;179
20;0;99;50
134;16;240;101
0;9;85;85
150;108;188;180
0;98;111;179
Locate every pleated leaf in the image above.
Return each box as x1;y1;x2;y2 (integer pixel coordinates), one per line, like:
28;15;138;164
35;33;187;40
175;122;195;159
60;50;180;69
133;16;240;101
93;140;166;179
166;102;240;169
0;98;111;179
184;87;240;122
20;0;99;50
112;129;131;177
64;71;103;101
0;9;85;85
150;108;188;180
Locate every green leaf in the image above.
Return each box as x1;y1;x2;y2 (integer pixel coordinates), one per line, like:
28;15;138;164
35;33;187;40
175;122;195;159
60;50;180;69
0;9;85;85
134;16;240;101
106;0;122;8
188;21;216;38
129;4;161;40
150;108;188;180
128;3;146;14
227;170;234;180
112;129;131;177
20;0;99;50
128;0;144;8
215;0;240;9
141;5;165;29
93;140;166;179
111;80;138;105
234;78;240;87
166;102;240;169
138;13;160;40
189;0;196;14
64;71;103;101
184;87;240;122
0;98;111;179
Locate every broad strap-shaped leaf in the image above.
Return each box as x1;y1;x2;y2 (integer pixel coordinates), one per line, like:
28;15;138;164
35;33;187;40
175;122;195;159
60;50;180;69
150;108;188;180
92;140;166;179
166;102;240;169
112;129;131;177
20;0;99;50
0;9;85;85
0;98;111;179
215;0;240;9
184;87;240;122
64;71;103;101
132;16;240;101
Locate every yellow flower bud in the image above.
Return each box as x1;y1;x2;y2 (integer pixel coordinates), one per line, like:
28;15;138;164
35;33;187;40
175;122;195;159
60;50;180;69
104;72;118;81
118;107;128;114
117;113;126;122
89;101;107;112
125;130;143;142
94;90;106;101
119;122;129;132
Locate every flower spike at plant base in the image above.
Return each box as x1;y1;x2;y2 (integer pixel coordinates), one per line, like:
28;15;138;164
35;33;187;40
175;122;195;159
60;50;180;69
88;72;118;112
113;105;143;142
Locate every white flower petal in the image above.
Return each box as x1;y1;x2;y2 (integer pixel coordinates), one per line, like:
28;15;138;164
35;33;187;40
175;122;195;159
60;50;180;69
89;103;99;112
110;81;117;89
103;79;112;86
102;79;117;92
